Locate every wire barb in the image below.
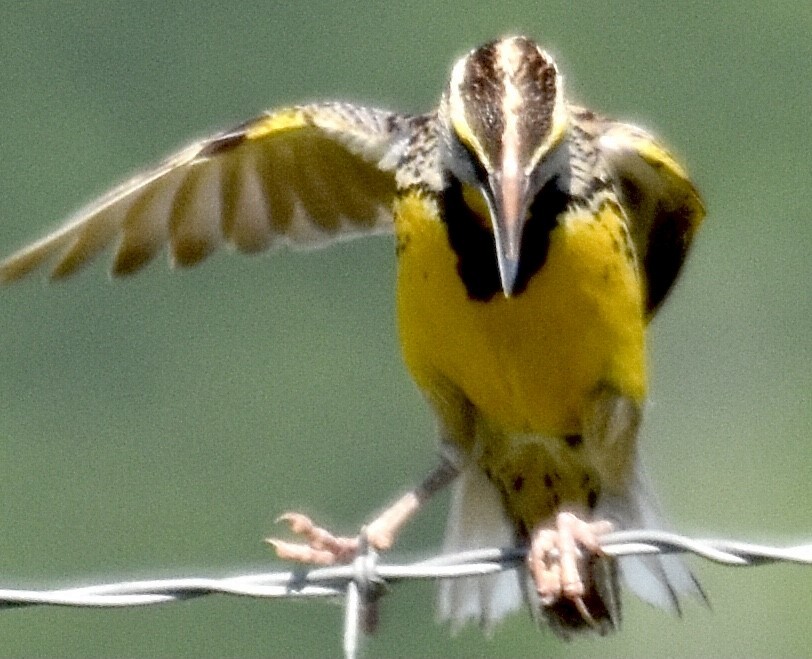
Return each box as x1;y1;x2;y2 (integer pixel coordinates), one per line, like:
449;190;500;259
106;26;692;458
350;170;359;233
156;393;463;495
0;531;809;658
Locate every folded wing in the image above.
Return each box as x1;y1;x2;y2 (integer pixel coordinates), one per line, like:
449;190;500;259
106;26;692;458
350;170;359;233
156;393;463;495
0;103;413;282
574;107;706;316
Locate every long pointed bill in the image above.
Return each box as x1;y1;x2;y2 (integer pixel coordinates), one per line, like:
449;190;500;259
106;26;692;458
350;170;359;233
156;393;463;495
488;168;530;297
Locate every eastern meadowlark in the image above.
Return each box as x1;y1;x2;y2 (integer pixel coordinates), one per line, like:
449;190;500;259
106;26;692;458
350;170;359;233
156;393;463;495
0;35;706;635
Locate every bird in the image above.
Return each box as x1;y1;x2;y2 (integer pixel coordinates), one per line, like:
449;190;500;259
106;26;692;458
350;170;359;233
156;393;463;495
0;35;706;636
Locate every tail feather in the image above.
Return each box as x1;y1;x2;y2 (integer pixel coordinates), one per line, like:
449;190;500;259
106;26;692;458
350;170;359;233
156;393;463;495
540;553;621;637
597;454;707;614
437;465;523;632
437;453;704;632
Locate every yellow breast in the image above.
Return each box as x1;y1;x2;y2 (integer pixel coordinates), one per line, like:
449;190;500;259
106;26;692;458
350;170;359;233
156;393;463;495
395;188;646;439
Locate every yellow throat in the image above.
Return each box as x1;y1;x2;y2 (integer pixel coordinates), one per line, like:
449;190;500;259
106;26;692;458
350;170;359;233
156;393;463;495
395;185;645;436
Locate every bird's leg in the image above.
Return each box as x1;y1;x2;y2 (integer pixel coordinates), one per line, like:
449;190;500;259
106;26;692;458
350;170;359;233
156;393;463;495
268;456;459;565
529;512;613;623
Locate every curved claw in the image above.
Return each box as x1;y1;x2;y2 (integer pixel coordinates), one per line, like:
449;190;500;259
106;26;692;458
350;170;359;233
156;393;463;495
529;512;614;625
267;512;360;565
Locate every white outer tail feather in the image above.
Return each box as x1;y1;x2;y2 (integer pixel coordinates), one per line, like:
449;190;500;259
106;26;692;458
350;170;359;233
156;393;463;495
598;454;705;614
437;465;523;632
437;453;703;630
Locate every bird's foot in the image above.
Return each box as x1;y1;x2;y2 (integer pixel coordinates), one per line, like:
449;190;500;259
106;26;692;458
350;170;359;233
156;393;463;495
267;461;456;567
529;512;613;625
267;494;419;565
267;513;361;565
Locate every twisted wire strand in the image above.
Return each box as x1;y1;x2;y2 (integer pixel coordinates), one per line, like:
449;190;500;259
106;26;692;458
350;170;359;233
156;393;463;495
0;531;809;609
0;531;809;658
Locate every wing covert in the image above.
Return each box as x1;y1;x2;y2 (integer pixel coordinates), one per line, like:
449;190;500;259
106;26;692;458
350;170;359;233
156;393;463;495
574;107;706;316
1;103;415;282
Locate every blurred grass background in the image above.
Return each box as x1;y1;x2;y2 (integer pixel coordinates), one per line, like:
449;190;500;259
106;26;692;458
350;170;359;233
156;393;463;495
0;1;809;656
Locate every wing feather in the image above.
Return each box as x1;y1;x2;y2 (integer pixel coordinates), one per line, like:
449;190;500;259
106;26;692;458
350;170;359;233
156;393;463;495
114;169;182;275
1;103;412;282
574;107;706;316
220;153;272;254
169;159;224;267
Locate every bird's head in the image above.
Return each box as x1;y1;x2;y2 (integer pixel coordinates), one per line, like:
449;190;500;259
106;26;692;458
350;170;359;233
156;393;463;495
440;36;569;296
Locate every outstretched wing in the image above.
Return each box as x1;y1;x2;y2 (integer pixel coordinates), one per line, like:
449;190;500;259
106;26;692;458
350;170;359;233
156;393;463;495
574;107;706;316
0;103;415;282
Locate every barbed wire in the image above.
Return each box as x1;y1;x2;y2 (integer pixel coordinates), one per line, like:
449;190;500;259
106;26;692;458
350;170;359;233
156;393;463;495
0;530;809;657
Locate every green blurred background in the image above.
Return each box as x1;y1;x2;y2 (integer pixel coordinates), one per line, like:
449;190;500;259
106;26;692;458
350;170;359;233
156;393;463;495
0;2;809;656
